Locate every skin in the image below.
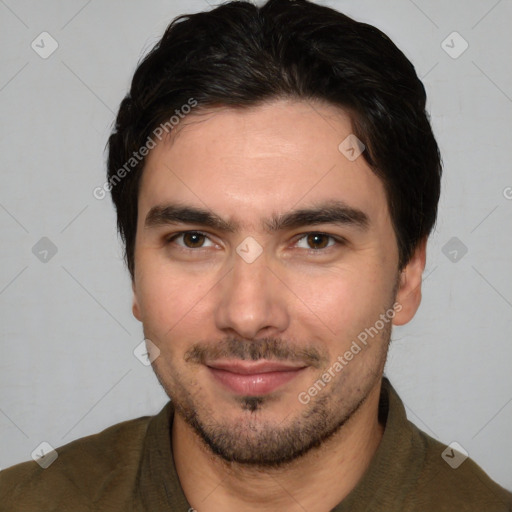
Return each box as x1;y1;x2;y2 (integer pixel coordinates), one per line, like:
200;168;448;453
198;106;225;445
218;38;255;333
132;99;426;511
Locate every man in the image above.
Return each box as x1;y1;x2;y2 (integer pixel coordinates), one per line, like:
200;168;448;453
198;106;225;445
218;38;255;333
1;0;511;510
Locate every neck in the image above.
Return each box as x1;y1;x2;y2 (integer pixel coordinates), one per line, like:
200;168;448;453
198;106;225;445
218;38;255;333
172;380;385;512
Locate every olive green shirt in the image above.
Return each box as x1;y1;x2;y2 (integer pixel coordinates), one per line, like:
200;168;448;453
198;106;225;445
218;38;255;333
1;378;511;511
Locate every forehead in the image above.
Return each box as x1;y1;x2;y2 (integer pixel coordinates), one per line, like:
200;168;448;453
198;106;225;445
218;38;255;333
138;99;389;231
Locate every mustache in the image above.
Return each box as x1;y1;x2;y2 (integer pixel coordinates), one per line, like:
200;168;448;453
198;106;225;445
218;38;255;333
184;337;328;368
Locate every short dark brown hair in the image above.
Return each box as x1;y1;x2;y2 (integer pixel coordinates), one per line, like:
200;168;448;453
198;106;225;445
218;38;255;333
107;0;442;279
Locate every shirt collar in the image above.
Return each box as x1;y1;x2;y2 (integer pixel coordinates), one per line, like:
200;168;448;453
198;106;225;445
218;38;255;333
331;377;422;510
138;400;190;510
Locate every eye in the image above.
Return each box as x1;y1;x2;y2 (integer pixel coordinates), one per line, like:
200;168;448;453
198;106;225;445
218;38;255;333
166;231;215;250
294;232;340;251
165;231;343;254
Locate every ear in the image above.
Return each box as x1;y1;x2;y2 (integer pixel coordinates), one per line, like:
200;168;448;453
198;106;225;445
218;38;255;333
132;280;142;322
392;237;427;326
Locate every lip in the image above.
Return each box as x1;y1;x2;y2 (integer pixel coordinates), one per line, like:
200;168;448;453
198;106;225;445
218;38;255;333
207;360;307;396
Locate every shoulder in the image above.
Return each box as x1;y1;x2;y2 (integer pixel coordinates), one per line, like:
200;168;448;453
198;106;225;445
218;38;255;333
408;423;512;511
0;413;153;511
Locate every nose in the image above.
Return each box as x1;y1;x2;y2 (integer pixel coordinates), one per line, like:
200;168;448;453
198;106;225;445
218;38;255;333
214;246;290;340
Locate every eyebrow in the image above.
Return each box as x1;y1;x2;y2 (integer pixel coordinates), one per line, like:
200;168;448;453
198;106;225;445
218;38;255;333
144;199;369;233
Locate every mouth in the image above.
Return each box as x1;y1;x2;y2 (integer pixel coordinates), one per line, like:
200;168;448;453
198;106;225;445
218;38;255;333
206;360;308;396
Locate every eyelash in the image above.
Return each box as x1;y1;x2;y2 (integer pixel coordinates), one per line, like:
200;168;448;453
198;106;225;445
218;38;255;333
165;231;345;254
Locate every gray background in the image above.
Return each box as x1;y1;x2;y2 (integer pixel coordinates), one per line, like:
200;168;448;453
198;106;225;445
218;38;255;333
1;0;511;490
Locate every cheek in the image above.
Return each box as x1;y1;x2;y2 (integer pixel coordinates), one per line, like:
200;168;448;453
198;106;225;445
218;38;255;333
291;264;389;337
135;267;189;337
135;260;218;347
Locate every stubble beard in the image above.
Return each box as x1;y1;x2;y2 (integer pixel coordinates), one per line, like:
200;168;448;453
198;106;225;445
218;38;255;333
151;318;392;469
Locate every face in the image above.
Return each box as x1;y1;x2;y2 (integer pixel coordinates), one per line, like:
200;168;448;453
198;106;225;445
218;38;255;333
132;99;424;466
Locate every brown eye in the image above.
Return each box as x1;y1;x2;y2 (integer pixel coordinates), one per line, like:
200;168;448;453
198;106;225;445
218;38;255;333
306;233;331;250
182;232;206;248
167;231;214;250
295;233;338;251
